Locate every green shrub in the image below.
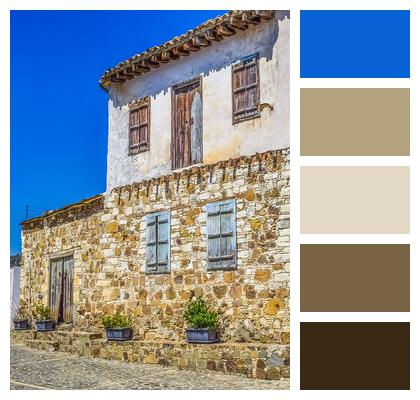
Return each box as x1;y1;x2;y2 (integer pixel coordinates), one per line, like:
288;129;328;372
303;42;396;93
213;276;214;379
32;303;51;320
101;313;132;328
183;298;219;329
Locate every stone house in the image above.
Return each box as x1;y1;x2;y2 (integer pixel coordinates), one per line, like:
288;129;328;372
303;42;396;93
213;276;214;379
18;10;290;382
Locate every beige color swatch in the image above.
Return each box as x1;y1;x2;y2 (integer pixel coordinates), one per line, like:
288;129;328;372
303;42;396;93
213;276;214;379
300;166;410;233
301;88;410;156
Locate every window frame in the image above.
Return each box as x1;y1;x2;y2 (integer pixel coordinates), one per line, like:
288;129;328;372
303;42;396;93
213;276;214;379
231;53;261;125
128;96;151;156
205;199;237;271
144;210;171;275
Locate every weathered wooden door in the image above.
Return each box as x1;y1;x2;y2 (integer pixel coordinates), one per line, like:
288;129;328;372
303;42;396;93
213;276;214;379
172;78;202;169
49;258;63;322
49;255;73;323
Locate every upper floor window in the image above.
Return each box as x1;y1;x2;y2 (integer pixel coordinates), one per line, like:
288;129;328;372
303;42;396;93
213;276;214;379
172;78;203;170
206;200;237;271
129;97;150;155
145;210;170;274
232;54;260;124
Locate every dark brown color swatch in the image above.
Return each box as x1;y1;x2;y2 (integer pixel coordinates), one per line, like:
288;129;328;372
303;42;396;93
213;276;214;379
300;322;410;390
300;88;410;155
300;244;410;312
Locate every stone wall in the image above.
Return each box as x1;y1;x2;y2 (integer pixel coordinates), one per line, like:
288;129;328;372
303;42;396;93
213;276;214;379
21;148;290;347
11;330;289;382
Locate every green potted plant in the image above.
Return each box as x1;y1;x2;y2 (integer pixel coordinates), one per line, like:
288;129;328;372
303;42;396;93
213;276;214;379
32;303;55;331
183;298;220;344
101;313;133;341
13;306;31;330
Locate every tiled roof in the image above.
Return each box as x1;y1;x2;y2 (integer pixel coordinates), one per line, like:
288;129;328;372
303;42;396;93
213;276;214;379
99;10;275;87
21;194;104;230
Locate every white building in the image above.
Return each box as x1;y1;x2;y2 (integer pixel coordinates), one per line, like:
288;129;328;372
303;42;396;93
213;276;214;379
101;10;290;191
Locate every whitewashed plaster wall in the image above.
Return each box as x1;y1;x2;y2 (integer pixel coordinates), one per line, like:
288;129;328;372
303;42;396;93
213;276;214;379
106;11;290;191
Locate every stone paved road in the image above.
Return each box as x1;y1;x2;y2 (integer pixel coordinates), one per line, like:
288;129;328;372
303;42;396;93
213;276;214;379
10;344;289;390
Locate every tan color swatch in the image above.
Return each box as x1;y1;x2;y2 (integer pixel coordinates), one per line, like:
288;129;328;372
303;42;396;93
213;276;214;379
301;88;410;156
300;166;410;233
300;244;410;312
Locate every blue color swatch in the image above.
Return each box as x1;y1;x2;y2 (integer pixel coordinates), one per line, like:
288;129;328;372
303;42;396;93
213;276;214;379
300;10;410;78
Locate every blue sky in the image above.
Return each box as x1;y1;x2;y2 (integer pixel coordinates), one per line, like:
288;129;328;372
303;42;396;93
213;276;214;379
10;10;225;254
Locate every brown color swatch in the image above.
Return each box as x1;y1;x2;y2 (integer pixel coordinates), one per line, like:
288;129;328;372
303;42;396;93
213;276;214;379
300;88;410;156
300;322;410;390
300;244;410;312
300;166;410;233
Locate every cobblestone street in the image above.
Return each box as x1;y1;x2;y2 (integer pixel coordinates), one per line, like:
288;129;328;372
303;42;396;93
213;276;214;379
10;344;288;390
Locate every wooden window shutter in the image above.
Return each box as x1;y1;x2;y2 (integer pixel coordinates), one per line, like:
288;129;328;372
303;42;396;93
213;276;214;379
206;200;237;271
232;54;260;124
129;97;150;155
146;211;170;274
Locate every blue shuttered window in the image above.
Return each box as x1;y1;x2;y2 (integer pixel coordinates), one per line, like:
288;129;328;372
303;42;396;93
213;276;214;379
146;211;170;274
206;200;237;270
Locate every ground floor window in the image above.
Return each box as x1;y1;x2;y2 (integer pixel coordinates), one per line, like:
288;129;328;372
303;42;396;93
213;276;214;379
145;211;171;274
206;199;237;270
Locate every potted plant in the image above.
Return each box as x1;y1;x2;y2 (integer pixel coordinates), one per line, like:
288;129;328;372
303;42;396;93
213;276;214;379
13;307;31;330
101;313;133;341
32;303;55;331
183;297;220;344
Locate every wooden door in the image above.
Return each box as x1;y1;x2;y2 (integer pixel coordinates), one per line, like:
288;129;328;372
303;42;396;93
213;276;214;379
49;256;73;323
49;258;63;322
62;256;74;323
172;79;202;170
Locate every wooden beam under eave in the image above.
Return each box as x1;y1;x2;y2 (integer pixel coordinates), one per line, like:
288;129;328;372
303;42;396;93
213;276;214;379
242;12;260;25
183;42;200;52
110;74;124;83
133;62;150;73
229;16;248;30
159;52;171;62
122;67;136;79
255;10;275;19
168;50;180;60
215;24;235;37
192;36;211;47
146;58;160;68
130;67;143;76
150;54;167;64
205;28;223;42
173;46;190;56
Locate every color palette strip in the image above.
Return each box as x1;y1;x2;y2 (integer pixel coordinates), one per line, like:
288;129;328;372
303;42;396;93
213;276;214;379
301;88;410;156
301;244;410;312
300;10;410;78
299;9;411;390
300;322;410;389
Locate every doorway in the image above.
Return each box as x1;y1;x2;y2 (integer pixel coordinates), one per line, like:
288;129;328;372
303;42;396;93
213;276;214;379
172;77;203;170
49;255;73;323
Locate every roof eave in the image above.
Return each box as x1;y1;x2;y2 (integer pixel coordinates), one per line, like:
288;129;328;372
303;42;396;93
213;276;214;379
99;10;275;87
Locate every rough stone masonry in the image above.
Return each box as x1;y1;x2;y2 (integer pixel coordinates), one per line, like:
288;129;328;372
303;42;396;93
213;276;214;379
19;148;290;380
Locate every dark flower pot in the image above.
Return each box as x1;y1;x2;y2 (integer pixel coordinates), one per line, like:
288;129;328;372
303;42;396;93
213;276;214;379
35;320;55;331
105;327;133;341
14;319;30;330
186;328;220;344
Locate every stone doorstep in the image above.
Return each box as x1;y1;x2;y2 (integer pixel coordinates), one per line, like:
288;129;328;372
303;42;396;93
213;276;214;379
24;339;59;352
94;338;285;350
11;329;102;341
11;331;289;381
